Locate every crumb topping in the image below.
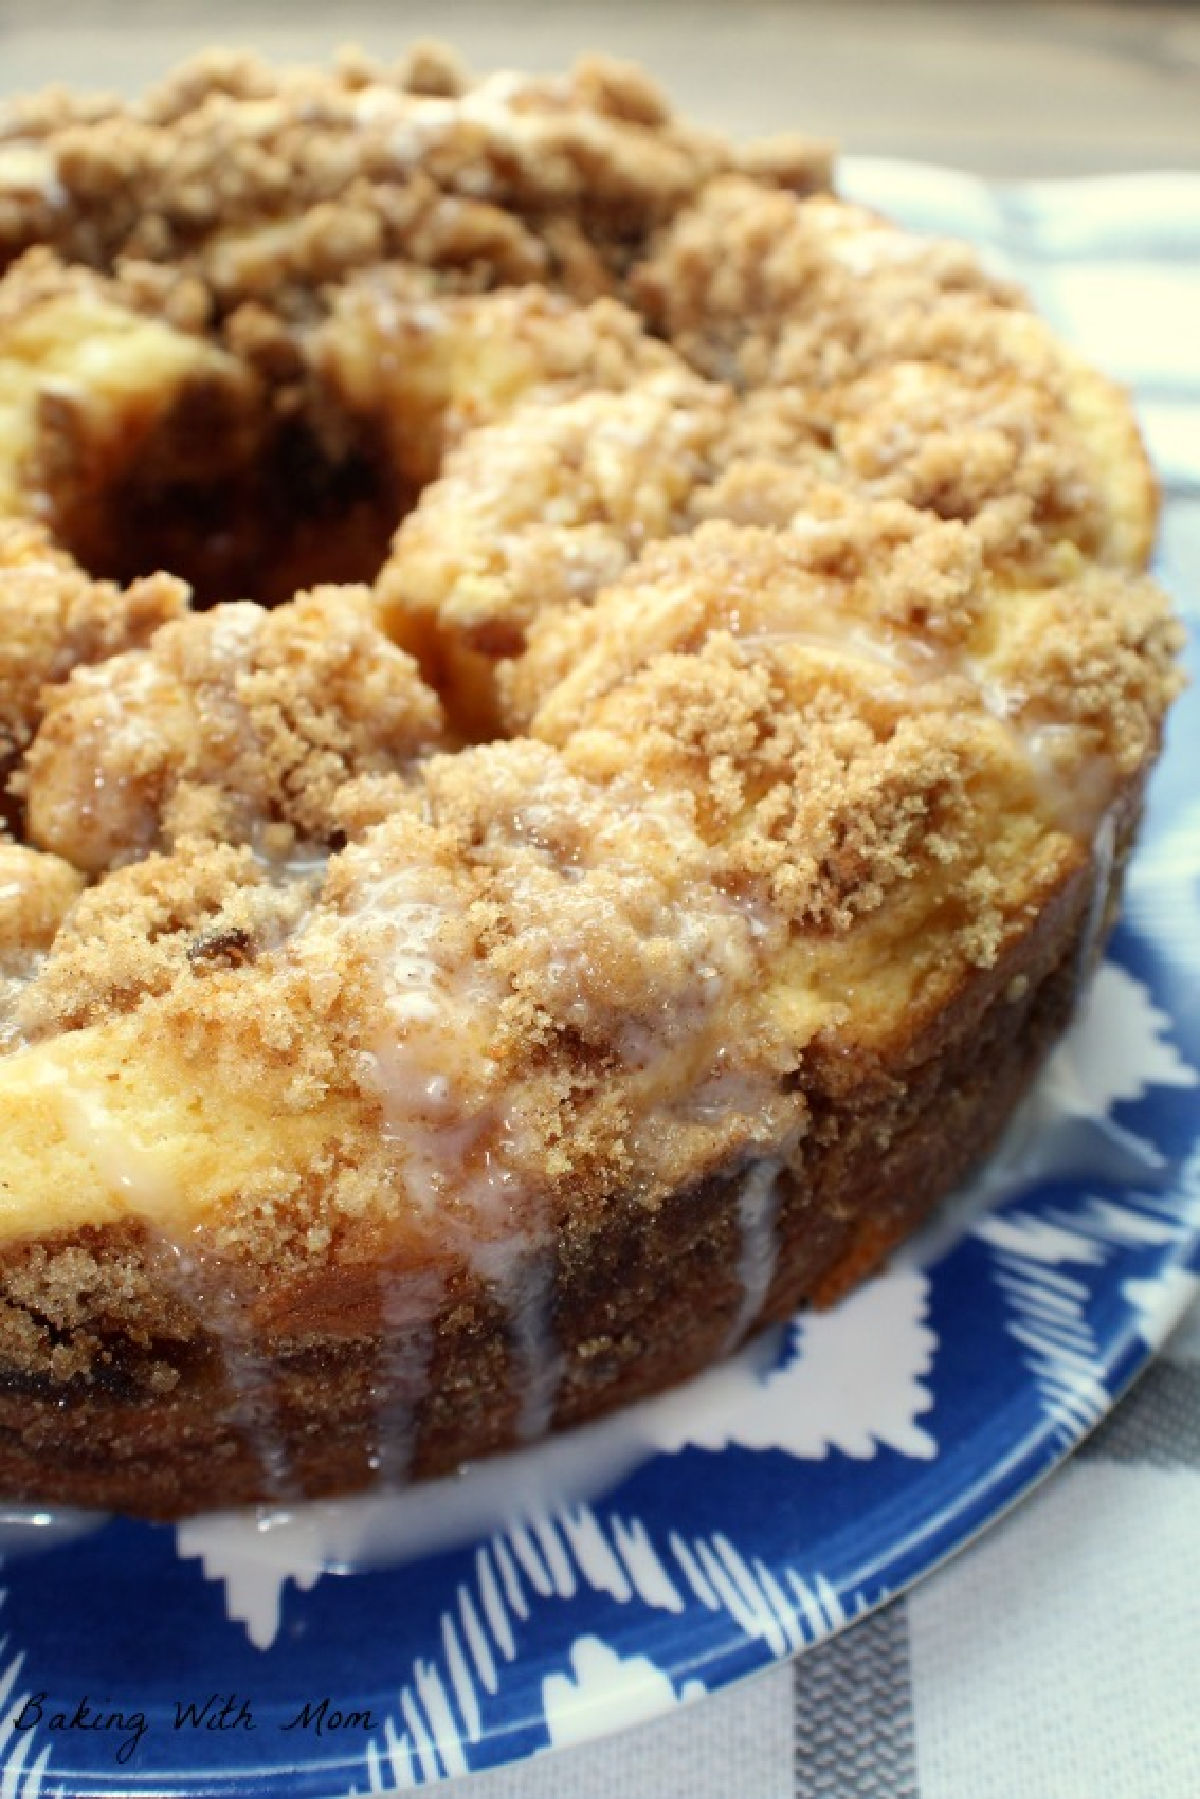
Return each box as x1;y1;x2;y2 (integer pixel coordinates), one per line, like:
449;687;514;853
632;178;1020;389
0;51;830;314
0;517;186;771
20;585;443;872
14;836;309;1038
0;46;1181;1285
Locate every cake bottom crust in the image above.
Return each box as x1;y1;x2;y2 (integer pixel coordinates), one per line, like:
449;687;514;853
0;839;1109;1521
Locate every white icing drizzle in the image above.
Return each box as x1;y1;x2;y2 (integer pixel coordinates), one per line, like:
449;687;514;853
1021;722;1120;840
471;1237;564;1444
164;1248;301;1500
274;843;331;880
320;862;499;1180
293;857;568;1461
612;897;763;1069
175;1273;298;1500
249;831;331;887
953;648;1122;843
369;1268;445;1488
723;1157;784;1354
1075;806;1119;988
739;622;935;676
0;952;45;1053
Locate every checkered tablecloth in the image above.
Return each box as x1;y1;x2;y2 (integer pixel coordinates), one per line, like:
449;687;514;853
436;167;1200;1799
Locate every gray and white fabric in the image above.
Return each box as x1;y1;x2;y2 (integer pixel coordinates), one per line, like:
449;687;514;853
436;166;1200;1799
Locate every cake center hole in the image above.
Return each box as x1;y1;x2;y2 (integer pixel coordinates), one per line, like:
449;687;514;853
46;377;420;610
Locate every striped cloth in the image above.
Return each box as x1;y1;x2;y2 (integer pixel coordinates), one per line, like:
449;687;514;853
437;167;1200;1799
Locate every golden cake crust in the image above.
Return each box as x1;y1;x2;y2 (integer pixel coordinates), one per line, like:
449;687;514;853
0;47;1183;1517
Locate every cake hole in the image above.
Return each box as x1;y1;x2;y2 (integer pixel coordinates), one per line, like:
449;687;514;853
23;343;515;740
51;408;415;611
